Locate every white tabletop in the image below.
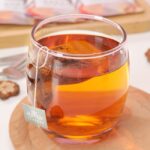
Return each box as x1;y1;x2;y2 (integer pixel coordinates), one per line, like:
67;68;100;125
0;31;150;150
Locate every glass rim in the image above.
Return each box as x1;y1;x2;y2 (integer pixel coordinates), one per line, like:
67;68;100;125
31;14;127;59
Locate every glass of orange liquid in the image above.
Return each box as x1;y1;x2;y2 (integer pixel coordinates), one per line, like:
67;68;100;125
27;14;129;144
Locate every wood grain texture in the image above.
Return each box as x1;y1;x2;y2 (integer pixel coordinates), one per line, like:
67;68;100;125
9;87;150;150
0;0;150;49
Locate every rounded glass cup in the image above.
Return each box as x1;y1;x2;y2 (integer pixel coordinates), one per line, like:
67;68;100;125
27;14;129;144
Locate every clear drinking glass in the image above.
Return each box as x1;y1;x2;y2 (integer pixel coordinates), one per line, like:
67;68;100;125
27;14;129;144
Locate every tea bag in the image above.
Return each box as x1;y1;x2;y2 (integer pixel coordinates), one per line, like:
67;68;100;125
23;47;49;128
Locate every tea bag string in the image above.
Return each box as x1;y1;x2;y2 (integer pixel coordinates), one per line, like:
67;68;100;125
33;46;49;107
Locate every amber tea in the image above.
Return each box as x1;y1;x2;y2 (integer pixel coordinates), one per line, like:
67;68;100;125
27;32;129;141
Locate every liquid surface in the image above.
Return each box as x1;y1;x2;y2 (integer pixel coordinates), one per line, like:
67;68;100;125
39;34;119;54
27;33;128;139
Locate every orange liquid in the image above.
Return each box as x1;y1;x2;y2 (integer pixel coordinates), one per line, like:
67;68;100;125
27;33;129;139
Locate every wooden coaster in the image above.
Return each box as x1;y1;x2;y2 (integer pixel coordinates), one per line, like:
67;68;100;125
9;87;150;150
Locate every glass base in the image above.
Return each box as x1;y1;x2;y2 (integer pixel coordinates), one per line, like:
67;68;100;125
44;127;113;144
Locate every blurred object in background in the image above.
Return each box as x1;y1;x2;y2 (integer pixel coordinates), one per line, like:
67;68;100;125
146;0;150;4
0;0;149;49
26;0;78;20
0;0;33;25
145;48;150;62
73;0;143;16
0;0;144;25
0;0;78;25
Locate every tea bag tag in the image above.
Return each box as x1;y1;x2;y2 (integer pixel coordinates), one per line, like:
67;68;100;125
23;104;48;128
23;46;49;128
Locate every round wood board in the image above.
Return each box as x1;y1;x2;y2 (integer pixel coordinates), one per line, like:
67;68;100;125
9;87;150;150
